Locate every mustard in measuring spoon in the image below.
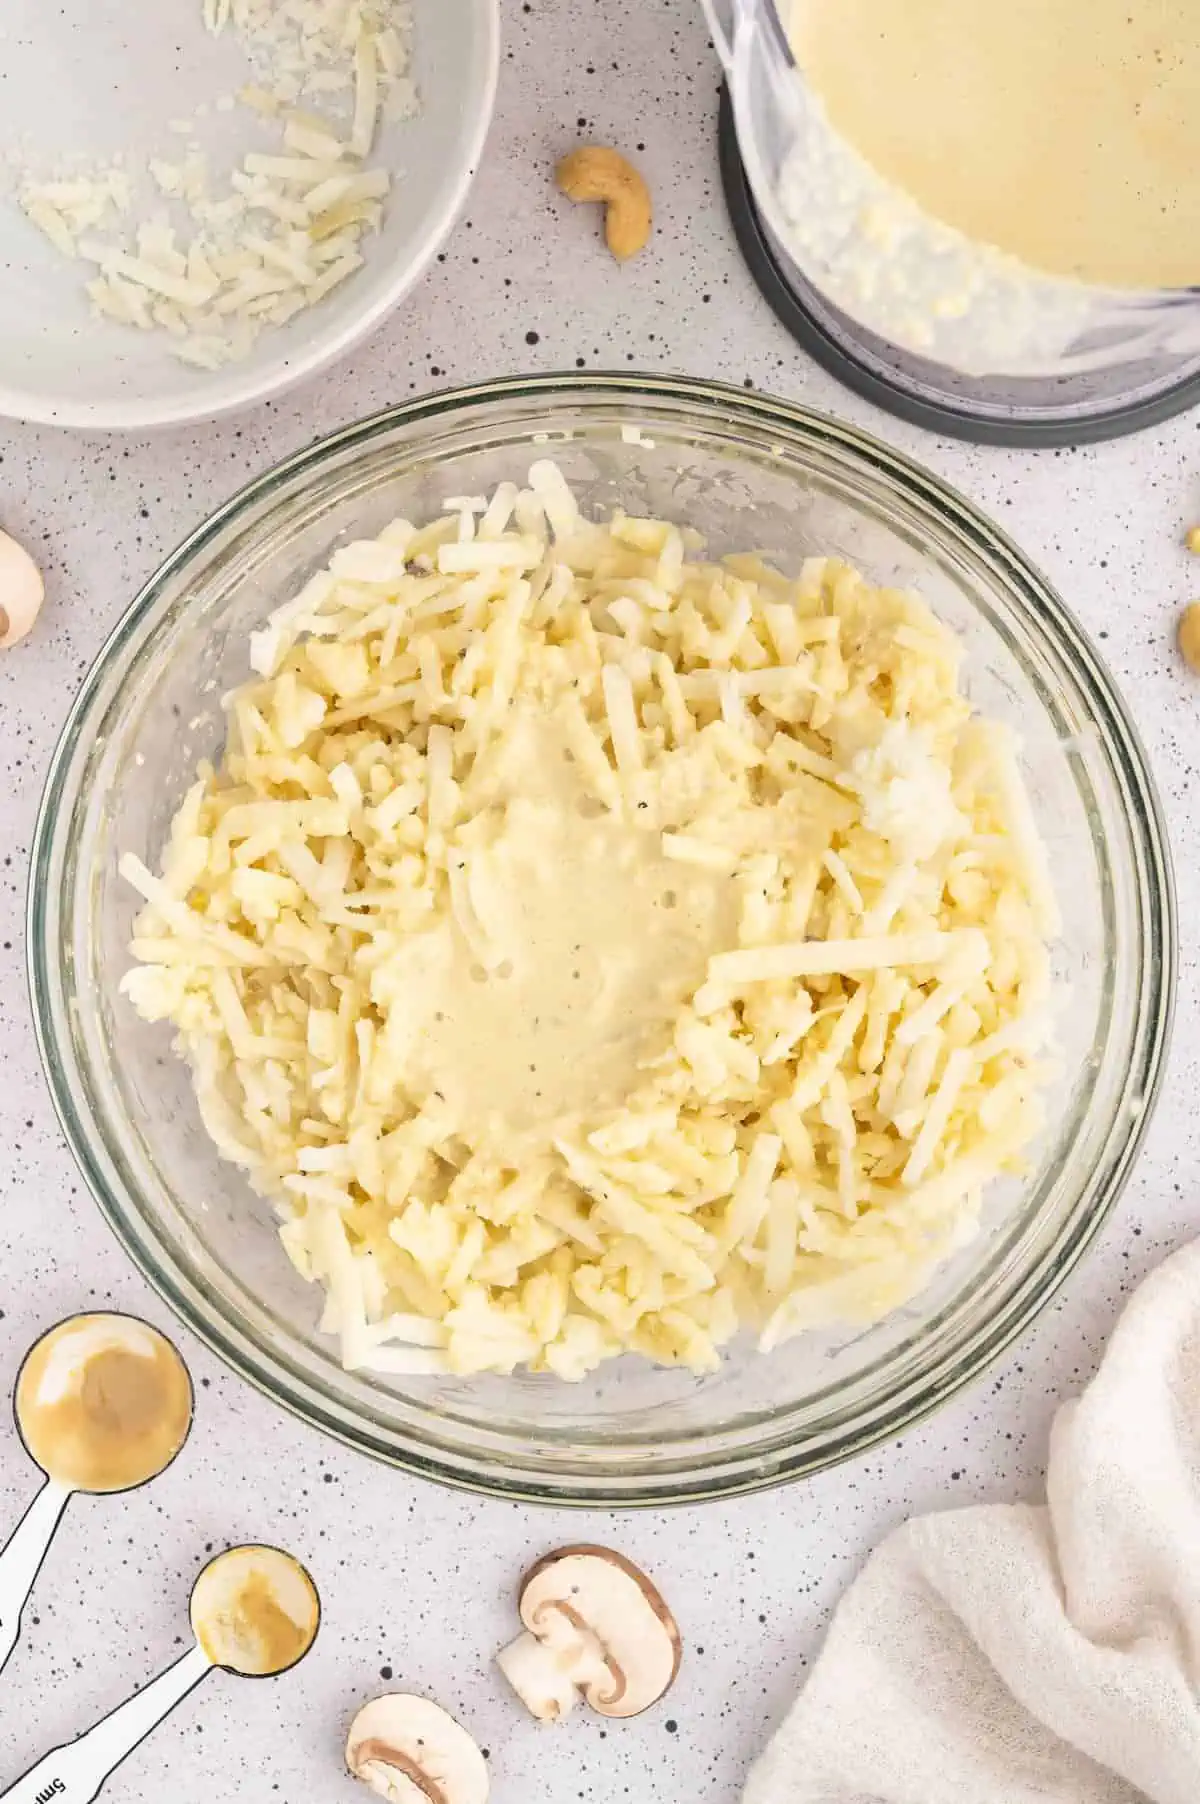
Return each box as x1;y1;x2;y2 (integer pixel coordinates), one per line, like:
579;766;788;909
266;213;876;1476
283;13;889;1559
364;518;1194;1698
0;1313;193;1675
1;1547;320;1804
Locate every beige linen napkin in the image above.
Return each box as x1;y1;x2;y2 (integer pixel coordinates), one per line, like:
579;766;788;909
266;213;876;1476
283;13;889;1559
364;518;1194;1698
745;1239;1200;1804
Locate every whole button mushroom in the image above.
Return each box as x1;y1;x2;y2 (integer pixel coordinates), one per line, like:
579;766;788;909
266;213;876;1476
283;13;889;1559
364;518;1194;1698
346;1694;489;1804
496;1545;681;1723
0;529;45;649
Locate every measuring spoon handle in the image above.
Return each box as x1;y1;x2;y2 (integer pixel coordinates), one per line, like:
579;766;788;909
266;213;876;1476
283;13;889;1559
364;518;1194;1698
1;1644;212;1804
0;1480;69;1678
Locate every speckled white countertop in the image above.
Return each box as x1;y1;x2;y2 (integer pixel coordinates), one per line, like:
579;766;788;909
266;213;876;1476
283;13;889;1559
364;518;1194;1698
1;1;1197;1799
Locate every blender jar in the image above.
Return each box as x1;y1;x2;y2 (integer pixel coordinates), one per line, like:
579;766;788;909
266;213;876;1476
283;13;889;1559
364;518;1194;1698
707;0;1200;443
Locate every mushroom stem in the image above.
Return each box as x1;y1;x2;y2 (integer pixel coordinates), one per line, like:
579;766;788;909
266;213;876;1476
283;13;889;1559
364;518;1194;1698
496;1627;588;1723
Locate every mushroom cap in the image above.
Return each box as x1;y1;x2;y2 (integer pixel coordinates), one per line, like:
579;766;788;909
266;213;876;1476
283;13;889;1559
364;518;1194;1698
346;1694;488;1804
516;1545;681;1718
0;529;44;649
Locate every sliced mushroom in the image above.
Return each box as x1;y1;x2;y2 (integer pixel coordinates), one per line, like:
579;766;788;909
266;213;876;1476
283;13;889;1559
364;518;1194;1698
496;1545;681;1723
346;1694;489;1804
0;529;45;649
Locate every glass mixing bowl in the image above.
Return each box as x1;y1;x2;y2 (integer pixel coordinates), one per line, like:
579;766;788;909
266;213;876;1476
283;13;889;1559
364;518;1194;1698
28;374;1175;1505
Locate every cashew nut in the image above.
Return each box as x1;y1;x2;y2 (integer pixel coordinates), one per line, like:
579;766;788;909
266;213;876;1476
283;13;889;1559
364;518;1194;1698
0;529;45;649
556;147;651;262
1179;602;1200;673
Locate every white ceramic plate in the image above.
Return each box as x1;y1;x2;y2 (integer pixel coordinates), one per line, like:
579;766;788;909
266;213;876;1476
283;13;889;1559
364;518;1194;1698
0;0;499;430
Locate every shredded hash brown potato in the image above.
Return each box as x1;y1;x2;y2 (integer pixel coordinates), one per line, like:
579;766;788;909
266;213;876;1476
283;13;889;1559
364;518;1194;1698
121;463;1059;1380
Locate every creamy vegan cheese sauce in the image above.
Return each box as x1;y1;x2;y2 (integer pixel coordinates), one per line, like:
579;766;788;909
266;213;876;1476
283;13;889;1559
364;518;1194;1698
791;0;1200;290
373;707;734;1157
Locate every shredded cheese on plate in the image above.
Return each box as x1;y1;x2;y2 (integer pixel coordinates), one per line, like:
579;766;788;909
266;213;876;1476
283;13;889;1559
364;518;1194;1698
11;0;416;369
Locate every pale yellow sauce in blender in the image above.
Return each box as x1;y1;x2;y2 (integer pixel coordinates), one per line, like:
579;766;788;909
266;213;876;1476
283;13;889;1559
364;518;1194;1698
791;0;1200;289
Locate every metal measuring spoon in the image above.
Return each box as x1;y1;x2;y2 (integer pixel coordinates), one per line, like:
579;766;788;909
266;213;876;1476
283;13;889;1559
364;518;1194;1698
0;1545;320;1804
0;1313;193;1676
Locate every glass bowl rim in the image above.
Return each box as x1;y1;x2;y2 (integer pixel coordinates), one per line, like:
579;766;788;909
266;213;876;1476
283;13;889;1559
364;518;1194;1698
26;371;1178;1505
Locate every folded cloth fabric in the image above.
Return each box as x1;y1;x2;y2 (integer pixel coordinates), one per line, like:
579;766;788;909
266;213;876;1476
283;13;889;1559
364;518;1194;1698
744;1239;1200;1804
